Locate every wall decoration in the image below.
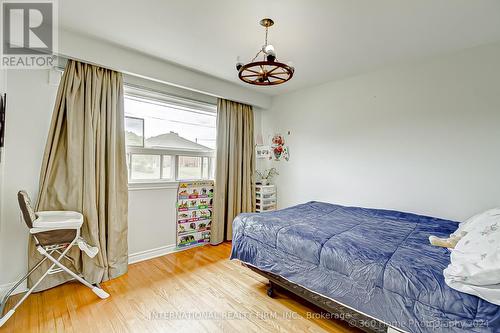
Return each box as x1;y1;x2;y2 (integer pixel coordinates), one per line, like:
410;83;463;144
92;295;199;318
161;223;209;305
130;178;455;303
256;145;271;159
270;134;289;161
0;93;5;149
176;180;214;249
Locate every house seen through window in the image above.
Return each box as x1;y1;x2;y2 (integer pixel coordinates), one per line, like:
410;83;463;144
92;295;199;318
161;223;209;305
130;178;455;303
124;87;216;183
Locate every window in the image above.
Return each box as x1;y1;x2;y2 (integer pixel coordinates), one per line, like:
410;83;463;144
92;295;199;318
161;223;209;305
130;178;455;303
178;156;204;180
130;154;161;180
161;155;173;180
125;86;216;183
124;117;144;147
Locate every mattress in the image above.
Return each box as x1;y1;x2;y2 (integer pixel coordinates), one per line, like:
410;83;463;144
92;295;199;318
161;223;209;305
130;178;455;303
230;201;500;333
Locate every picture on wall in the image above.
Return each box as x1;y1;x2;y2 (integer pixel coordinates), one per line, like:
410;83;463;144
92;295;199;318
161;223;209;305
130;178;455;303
271;134;289;161
256;145;271;159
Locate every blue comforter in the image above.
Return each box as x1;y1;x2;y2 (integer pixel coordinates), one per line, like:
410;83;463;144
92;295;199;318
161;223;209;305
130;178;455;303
230;202;500;332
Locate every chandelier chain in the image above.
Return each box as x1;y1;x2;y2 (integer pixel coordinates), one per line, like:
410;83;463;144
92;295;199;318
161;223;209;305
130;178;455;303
251;49;263;63
263;26;270;61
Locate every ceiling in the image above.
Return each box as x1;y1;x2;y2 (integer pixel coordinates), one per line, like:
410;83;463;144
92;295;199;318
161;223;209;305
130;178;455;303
59;0;500;96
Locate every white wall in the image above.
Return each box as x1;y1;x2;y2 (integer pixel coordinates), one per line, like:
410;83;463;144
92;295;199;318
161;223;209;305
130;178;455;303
262;42;500;221
0;69;57;287
128;187;178;257
0;69;5;93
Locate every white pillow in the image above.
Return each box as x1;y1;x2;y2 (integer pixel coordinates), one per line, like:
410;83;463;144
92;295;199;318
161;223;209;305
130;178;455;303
451;207;500;237
444;208;500;305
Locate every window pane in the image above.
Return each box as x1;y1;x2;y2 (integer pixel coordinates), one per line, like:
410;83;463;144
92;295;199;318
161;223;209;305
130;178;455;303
210;157;215;180
162;155;172;179
125;117;144;147
178;156;202;180
202;157;209;179
131;154;160;180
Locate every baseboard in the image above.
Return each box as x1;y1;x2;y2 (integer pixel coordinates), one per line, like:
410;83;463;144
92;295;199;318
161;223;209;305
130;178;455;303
128;244;178;264
0;281;27;298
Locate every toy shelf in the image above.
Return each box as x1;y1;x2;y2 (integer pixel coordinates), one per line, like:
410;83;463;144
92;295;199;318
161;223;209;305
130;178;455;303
176;180;214;249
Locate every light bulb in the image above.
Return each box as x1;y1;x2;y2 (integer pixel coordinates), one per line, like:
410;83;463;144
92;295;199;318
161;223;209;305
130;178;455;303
236;56;243;71
263;44;276;57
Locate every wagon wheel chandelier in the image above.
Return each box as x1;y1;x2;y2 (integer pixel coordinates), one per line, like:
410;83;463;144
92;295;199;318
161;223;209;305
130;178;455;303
236;18;294;86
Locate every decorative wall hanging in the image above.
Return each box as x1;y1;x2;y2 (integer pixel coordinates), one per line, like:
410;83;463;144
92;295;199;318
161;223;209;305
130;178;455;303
236;18;294;86
256;145;271;159
270;134;289;161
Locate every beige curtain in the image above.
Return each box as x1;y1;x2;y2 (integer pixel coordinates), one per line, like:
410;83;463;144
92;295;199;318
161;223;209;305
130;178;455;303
28;59;128;290
212;99;255;244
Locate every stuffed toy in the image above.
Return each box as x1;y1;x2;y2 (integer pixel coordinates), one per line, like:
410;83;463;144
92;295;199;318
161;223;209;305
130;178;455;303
429;232;467;249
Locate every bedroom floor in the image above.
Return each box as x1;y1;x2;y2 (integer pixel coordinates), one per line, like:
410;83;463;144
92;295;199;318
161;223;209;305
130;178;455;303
0;242;360;333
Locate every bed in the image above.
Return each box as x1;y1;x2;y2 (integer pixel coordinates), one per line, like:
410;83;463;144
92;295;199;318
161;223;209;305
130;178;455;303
230;201;500;333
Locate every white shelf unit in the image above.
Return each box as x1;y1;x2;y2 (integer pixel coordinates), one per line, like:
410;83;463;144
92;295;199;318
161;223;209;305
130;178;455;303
255;184;277;212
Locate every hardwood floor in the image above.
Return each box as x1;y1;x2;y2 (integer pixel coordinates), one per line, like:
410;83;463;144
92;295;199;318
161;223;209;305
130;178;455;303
0;242;360;333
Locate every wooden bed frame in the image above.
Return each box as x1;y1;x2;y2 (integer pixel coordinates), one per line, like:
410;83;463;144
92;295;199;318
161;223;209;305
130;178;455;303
244;263;393;333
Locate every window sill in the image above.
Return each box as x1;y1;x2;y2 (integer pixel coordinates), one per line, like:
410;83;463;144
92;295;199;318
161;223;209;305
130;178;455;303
128;181;179;191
